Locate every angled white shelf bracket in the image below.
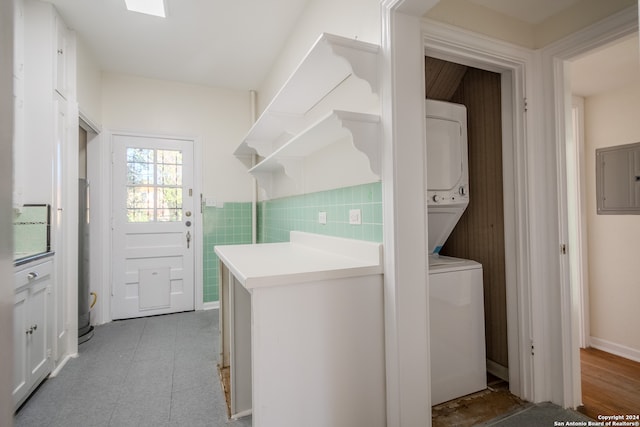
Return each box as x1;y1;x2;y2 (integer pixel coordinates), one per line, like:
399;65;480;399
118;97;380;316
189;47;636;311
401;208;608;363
234;33;380;160
248;110;381;197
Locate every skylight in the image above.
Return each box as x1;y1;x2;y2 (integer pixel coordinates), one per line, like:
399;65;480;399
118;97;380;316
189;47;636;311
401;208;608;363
125;0;166;18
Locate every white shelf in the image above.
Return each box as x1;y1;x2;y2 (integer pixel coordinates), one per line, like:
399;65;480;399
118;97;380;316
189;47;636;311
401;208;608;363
234;33;380;160
247;110;380;196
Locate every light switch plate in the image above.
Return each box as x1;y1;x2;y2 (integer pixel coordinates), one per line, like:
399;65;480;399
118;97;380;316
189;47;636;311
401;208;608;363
349;209;361;225
318;211;327;225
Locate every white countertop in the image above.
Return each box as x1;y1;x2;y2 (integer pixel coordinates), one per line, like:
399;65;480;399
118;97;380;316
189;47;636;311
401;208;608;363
214;231;383;289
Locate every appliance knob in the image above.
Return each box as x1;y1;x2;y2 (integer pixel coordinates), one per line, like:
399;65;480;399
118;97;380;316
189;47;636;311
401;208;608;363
459;186;466;196
432;194;440;203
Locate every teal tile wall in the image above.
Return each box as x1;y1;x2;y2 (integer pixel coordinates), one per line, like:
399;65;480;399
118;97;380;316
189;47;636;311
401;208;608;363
202;203;252;303
257;182;383;244
202;182;383;303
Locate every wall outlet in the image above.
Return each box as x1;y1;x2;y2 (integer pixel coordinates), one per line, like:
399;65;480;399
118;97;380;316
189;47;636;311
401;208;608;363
318;211;327;225
349;209;362;225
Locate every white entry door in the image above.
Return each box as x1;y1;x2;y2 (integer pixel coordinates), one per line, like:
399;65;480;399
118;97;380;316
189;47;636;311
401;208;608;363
112;134;195;320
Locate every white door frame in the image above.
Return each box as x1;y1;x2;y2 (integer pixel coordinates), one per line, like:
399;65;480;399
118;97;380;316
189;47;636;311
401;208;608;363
541;5;638;409
381;2;537;424
380;2;436;425
422;18;536;403
96;130;203;324
568;95;590;349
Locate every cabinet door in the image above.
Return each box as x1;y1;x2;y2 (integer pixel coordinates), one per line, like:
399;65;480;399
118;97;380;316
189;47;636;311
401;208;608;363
13;289;29;406
28;280;50;383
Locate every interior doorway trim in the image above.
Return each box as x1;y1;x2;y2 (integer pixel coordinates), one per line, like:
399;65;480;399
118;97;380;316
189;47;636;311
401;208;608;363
422;18;536;403
540;4;638;409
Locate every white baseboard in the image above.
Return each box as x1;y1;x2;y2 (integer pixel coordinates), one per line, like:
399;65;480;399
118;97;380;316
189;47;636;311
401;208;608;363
590;336;640;363
49;352;79;377
202;301;220;310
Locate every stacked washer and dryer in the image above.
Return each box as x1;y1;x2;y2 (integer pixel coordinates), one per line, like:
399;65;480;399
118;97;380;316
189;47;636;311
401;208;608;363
425;99;487;406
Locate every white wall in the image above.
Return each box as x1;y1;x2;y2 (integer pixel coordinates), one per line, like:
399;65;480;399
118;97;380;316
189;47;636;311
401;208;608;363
257;0;380;113
101;73;253;203
76;36;101;126
585;79;640;354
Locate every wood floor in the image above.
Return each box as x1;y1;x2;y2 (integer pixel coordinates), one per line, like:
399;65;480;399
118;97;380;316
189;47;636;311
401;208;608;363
580;347;640;419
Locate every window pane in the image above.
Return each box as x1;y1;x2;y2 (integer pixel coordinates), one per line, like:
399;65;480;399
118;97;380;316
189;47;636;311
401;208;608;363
127;148;154;185
157;149;181;165
127;187;155;209
157;164;181;185
125;148;184;223
127;209;154;222
157;208;182;222
127;148;153;163
157;188;182;222
127;187;155;222
157;150;182;186
127;161;154;185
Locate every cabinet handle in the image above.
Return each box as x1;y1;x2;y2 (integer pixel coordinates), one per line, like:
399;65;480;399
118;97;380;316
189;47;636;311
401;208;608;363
26;324;38;335
57;49;63;55
27;272;38;280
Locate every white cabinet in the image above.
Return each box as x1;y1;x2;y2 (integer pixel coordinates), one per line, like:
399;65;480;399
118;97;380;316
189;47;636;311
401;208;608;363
13;0;25;208
216;232;386;427
22;0;77;204
23;0;77;366
234;33;381;198
13;258;53;409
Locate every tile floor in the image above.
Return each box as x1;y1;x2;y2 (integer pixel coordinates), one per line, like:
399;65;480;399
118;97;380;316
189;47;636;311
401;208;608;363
14;309;592;427
14;310;251;427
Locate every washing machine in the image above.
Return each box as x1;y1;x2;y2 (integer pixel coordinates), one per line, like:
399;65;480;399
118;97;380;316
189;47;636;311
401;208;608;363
429;255;486;405
425;99;487;405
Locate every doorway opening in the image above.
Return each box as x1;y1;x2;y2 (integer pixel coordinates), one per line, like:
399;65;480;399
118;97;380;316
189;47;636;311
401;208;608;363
563;32;640;418
425;56;527;425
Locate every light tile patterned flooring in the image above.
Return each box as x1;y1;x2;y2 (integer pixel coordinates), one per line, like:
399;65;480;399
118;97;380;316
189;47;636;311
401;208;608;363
14;310;251;427
15;309;593;427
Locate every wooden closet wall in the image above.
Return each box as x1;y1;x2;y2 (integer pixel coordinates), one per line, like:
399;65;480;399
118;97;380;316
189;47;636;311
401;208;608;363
425;56;509;375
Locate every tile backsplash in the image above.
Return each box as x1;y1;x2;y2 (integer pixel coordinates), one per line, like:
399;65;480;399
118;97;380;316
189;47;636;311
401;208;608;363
202;182;383;303
203;203;252;303
258;181;383;244
13;205;50;258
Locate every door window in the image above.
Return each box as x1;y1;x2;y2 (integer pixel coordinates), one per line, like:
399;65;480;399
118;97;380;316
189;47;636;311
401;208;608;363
126;148;183;222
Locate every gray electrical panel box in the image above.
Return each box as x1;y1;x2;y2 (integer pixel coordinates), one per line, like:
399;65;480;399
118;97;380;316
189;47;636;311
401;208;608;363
596;142;640;214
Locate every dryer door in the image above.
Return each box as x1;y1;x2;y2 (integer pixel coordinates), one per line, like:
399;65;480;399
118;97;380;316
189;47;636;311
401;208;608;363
426;116;463;191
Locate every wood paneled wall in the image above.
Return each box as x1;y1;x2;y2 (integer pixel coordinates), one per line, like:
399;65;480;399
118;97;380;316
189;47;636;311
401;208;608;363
426;58;509;372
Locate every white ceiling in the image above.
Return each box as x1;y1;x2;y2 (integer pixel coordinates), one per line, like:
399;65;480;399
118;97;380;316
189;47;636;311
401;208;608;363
469;0;583;24
45;0;637;96
571;35;640;97
46;0;310;90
